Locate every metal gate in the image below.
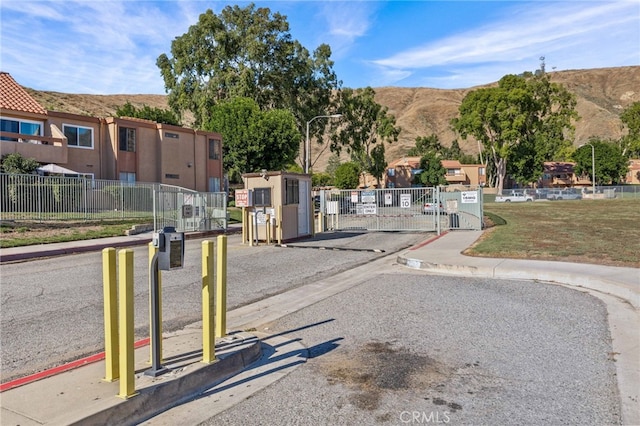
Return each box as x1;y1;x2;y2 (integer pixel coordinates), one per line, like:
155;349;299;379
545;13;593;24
154;188;227;232
317;186;482;233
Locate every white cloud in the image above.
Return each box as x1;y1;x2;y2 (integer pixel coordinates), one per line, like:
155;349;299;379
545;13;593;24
370;1;639;87
315;1;380;59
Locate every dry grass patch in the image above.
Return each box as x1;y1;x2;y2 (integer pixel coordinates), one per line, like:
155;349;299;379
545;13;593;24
466;199;640;267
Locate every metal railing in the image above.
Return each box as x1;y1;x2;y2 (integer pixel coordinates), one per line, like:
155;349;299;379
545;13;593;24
0;173;227;232
317;186;484;233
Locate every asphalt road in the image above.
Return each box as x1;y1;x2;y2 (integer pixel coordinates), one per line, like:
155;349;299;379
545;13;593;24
0;231;428;382
202;273;620;425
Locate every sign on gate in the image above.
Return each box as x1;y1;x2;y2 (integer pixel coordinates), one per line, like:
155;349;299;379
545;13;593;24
351;191;359;203
400;193;411;209
362;191;376;203
461;191;478;203
384;193;393;205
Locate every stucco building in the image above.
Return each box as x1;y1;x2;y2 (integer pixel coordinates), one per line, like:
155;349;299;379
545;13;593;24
0;72;223;192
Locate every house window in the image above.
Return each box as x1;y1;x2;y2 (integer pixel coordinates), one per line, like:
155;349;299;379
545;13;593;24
285;178;299;205
387;168;395;177
119;127;136;152
63;124;93;148
479;167;485;176
209;139;220;160
254;187;271;207
165;173;179;179
2;118;43;141
119;172;136;183
447;169;462;176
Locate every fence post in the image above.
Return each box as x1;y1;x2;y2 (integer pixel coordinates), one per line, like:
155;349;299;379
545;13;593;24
215;235;227;338
102;248;118;382
117;249;138;399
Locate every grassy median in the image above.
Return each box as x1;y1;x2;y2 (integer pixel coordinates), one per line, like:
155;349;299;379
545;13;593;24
467;198;640;267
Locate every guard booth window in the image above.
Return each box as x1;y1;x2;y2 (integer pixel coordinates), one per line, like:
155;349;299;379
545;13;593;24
285;178;299;204
254;187;271;207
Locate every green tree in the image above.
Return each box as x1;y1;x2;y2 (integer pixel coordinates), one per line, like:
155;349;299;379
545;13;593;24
311;172;333;187
573;138;628;185
414;152;447;186
325;153;342;177
330;87;400;184
452;73;578;193
115;101;181;126
333;162;361;189
1;153;40;174
156;3;339;138
406;134;443;156
620;101;640;158
207;97;300;182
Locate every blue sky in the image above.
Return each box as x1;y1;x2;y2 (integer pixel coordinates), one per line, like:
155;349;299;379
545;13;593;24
1;1;638;94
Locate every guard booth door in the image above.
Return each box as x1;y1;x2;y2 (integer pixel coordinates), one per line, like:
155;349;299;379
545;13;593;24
297;179;310;235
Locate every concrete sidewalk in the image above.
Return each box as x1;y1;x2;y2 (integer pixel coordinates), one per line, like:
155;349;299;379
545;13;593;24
0;230;638;425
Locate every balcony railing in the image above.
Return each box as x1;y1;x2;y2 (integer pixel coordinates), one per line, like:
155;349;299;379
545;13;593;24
0;132;68;163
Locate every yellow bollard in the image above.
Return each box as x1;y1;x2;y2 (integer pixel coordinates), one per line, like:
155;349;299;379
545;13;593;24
215;235;228;338
248;210;254;247
241;207;247;244
148;243;162;364
102;248;118;382
202;240;216;363
117;249;138;399
266;213;271;245
277;205;283;244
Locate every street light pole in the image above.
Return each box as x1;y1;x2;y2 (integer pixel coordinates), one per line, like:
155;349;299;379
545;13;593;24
305;114;342;174
581;143;596;197
586;142;596;196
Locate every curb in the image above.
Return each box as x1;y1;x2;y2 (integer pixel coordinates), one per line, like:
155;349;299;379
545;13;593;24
397;255;640;309
57;333;261;426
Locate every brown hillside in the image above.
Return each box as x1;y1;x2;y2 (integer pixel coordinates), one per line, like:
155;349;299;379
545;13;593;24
25;66;639;172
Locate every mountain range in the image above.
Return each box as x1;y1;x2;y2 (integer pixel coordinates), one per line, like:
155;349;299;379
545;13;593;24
25;65;639;171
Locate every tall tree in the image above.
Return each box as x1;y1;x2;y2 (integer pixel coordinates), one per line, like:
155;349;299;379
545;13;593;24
452;74;578;194
619;101;640;158
207;97;300;182
156;3;339;138
573;138;628;185
330;87;401;185
406;134;443;156
414;152;447;187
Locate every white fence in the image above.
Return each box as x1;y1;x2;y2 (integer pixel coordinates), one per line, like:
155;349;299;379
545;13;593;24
0;174;227;232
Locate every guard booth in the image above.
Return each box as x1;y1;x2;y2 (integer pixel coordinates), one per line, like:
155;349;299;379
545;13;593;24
239;171;312;243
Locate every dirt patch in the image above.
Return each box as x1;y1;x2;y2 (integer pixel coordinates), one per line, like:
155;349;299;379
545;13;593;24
317;341;452;411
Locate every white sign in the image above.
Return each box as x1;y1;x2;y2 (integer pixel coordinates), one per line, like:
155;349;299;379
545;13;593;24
461;191;478;204
384;193;393;205
400;194;411;209
255;208;275;224
351;191;359;203
362;204;377;215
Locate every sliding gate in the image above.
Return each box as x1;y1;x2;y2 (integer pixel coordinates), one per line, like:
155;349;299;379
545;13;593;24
318;186;483;233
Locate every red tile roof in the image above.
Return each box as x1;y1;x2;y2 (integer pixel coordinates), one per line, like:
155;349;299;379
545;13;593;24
0;72;47;115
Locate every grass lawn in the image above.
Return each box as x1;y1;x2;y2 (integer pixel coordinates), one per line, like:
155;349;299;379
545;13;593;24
468;198;640;267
